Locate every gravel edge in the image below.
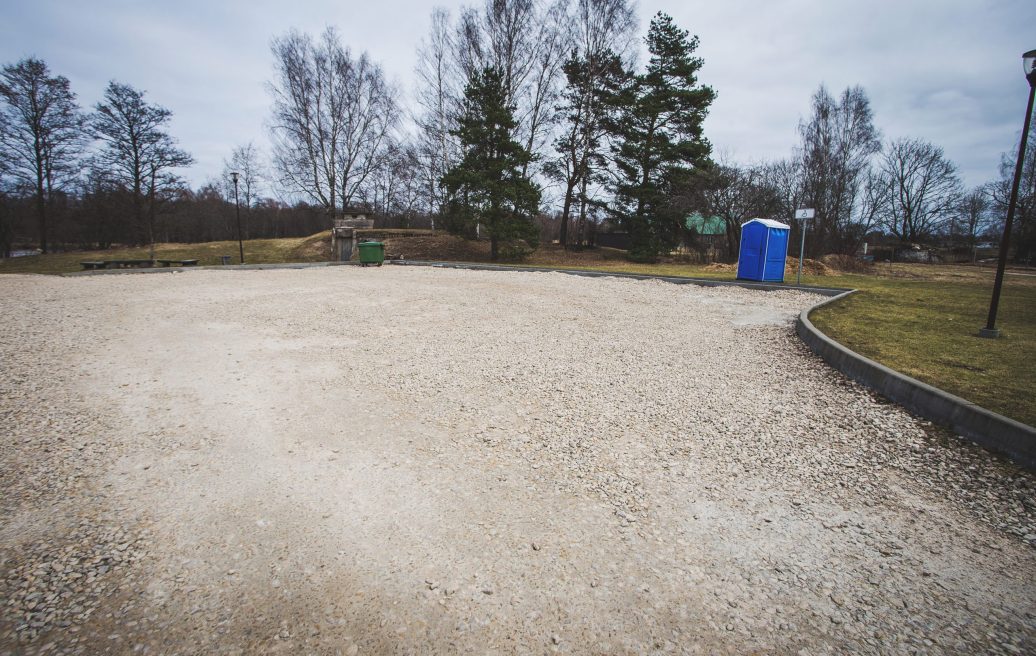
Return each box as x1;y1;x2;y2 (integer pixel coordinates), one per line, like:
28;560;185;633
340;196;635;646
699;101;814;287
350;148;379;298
797;292;1036;471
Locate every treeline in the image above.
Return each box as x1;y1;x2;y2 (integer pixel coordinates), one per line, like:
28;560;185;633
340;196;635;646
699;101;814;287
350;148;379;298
0;63;334;256
2;0;1033;263
268;2;715;261
689;87;1036;263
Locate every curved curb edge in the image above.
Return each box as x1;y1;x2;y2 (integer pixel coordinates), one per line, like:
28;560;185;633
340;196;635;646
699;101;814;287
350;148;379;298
796;292;1036;471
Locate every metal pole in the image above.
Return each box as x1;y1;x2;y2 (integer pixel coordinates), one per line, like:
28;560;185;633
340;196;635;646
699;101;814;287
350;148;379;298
981;78;1035;337
233;176;245;264
797;220;806;286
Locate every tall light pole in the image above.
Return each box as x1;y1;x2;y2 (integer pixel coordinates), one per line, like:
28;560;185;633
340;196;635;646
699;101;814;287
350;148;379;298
980;49;1036;338
230;171;245;265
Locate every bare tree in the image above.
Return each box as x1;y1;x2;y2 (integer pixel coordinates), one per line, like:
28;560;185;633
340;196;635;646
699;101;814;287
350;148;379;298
269;28;399;224
414;8;461;224
0;58;84;252
222;143;265;209
697;162;784;259
575;0;637;63
874;137;962;242
0;188;12;258
955;186;990;261
0;113;12;257
453;0;571;173
337;54;398;209
90;81;192;256
987;136;1036;262
797;85;881;255
516;0;570;172
269;30;338;214
362;142;423;225
414;1;571;231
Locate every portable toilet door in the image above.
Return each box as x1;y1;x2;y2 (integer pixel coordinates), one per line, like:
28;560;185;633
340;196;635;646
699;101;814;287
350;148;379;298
736;218;791;282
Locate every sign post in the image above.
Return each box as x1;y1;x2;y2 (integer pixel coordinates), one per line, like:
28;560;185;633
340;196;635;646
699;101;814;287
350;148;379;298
794;209;815;286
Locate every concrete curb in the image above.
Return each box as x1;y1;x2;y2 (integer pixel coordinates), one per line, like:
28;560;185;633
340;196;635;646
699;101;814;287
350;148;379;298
797;293;1036;471
389;260;851;296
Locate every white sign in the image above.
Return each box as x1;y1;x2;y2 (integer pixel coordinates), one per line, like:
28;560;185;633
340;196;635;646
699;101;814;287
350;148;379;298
794;209;815;220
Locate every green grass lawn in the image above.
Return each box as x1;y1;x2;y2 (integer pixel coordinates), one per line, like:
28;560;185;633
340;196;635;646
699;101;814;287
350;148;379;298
2;238;1032;426
805;268;1036;427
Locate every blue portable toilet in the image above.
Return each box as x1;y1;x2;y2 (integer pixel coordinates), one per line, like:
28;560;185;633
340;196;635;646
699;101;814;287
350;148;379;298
736;219;791;282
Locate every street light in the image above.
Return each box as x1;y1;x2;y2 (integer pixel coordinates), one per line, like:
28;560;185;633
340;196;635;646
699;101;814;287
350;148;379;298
230;171;245;265
980;49;1036;338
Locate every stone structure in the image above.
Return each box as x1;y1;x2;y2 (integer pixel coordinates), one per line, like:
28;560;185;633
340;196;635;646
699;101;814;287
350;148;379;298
331;208;374;261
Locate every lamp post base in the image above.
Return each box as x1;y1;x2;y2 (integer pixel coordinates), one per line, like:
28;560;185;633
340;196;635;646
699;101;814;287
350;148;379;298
978;327;1001;339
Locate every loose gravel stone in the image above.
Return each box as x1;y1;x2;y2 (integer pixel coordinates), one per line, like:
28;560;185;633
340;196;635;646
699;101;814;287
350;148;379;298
1;266;1034;654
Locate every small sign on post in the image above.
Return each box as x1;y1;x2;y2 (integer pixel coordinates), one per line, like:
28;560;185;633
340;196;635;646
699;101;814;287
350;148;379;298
794;209;815;285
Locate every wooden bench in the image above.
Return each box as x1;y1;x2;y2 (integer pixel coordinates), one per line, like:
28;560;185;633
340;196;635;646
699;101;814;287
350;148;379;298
156;259;199;267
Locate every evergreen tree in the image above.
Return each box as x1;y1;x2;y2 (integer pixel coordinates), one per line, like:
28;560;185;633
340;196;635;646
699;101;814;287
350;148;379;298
608;12;715;261
442;66;540;261
547;50;628;248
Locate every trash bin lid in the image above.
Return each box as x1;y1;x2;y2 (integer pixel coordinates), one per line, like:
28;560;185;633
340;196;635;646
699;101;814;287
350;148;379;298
359;241;383;246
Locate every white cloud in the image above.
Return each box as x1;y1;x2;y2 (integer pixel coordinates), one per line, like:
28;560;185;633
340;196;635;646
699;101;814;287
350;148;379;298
2;0;1033;189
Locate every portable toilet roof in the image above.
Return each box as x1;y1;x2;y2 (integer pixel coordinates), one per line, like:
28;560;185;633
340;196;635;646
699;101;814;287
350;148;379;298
742;218;790;230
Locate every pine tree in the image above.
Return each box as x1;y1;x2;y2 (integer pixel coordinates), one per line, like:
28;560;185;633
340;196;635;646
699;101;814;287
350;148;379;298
547;50;628;249
442;66;540;261
609;12;715;261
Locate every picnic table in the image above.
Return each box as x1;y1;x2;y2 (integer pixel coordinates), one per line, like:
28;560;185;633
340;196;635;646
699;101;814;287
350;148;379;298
80;257;180;269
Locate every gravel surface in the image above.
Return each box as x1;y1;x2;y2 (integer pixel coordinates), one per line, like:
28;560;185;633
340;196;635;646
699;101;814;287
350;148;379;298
1;266;1034;655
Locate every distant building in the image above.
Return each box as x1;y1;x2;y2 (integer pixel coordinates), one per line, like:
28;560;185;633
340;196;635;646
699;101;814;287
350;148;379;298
685;213;726;245
331;207;374;261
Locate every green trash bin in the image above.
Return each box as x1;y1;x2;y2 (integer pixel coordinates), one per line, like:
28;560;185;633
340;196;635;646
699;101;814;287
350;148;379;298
357;241;385;267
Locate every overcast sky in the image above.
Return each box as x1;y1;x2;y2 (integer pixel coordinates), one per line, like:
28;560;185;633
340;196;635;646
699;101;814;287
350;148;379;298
2;0;1034;192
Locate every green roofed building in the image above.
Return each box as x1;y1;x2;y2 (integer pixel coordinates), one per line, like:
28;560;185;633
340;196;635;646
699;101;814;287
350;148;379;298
682;213;730;260
685;213;725;236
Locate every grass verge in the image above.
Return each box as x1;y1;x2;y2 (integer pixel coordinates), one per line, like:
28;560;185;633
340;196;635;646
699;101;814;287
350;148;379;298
805;269;1035;427
0;236;328;275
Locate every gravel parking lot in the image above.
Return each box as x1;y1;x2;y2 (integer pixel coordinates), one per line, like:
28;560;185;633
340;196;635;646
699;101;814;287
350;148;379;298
1;266;1034;655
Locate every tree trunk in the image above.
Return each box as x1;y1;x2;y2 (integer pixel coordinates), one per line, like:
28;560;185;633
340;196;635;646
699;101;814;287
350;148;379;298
559;180;576;248
147;167;157;260
576;177;589;248
35;179;48;254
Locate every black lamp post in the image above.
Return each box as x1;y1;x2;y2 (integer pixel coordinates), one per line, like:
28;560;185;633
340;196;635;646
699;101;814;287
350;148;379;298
230;171;245;264
980;49;1036;338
